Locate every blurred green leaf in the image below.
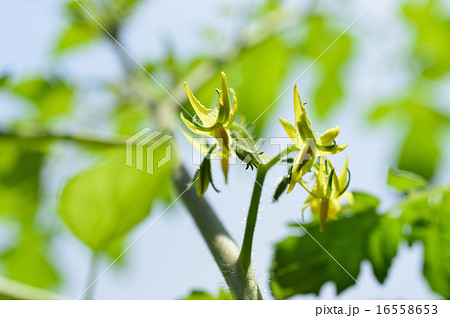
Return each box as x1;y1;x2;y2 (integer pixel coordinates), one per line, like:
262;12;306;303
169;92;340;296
299;16;352;117
369;97;450;180
59;148;173;251
351;191;381;213
366;216;403;283
233;37;289;133
191;37;289;135
398;185;450;298
0;230;59;289
112;100;151;135
63;0;144;42
0;139;45;217
387;167;427;192
403;1;450;79
56;21;99;53
271;193;400;299
11;78;74;121
183;289;232;300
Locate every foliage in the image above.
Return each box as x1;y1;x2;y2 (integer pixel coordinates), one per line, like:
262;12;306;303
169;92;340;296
59;149;172;251
387;167;427;192
271;183;450;299
270;192;401;298
298;15;352;118
183;289;232;300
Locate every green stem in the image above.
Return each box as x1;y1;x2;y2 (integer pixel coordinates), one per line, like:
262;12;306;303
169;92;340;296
0;130;124;147
238;165;268;270
174;165;262;300
237;145;298;294
0;276;62;300
84;252;100;300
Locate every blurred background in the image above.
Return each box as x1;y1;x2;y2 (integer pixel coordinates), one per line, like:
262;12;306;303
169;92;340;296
0;0;449;300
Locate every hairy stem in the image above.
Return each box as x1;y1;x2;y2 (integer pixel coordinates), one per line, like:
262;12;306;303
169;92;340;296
173;165;262;300
238;166;267;270
236;145;299;296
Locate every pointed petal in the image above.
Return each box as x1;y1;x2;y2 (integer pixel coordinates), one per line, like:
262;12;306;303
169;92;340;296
180;113;213;136
293;84;304;123
293;84;314;140
180;126;210;155
318;126;340;146
302;194;314;212
214;125;231;155
338;157;349;188
326;158;334;171
279;117;301;146
331;169;340;199
302;194;314;222
316;156;327;198
318;143;348;155
184;82;216;127
225;88;238;128
287;144;315;193
287;152;301;193
219;72;231;123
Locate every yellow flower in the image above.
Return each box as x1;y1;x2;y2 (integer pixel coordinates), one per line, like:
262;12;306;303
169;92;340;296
279;84;347;193
180;72;238;182
302;157;354;231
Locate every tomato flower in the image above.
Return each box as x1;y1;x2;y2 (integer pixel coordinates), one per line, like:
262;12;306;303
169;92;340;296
181;72;237;182
279;84;347;193
302;157;353;231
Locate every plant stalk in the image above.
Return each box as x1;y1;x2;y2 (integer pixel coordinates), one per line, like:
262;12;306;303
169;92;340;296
238;166;268;270
173;165;262;300
84;252;100;300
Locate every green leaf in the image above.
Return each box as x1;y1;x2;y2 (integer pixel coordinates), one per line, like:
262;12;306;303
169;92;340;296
190;37;290;135
368;104;396;123
56;21;99;53
403;2;450;79
0;139;45;217
271;193;400;299
387;167;427;192
299;16;352;117
369;98;450;181
234;37;289;133
0;230;60;289
183;289;232;300
11;78;74;121
59;148;173;251
366;216;403;283
351;191;380;213
398;185;450;298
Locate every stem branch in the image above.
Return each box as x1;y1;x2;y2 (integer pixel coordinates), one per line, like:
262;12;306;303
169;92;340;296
173;165;262;299
238;166;268;270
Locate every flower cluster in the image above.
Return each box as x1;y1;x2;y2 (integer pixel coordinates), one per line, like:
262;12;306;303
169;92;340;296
279;84;347;194
279;84;352;231
180;72;353;230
